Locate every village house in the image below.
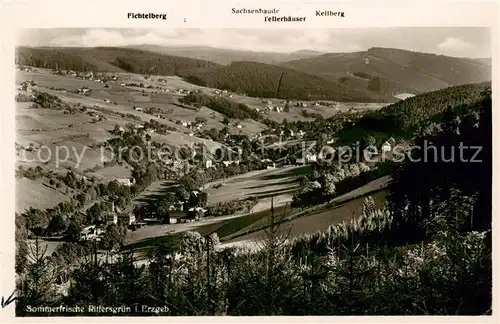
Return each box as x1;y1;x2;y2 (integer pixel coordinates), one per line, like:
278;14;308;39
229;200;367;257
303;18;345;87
223;160;240;167
307;153;318;163
168;216;179;224
17;65;35;72
106;213;118;225
296;153;318;165
116;177;135;187
180;120;191;127
79;225;96;241
78;87;90;94
118;213;136;226
297;130;305;138
381;137;396;153
266;163;277;169
187;207;207;220
134;107;143;111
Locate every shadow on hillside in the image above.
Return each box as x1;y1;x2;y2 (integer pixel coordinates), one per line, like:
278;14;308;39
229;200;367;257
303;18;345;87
258;166;310;181
242;178;301;190
254;187;298;199
134;181;180;205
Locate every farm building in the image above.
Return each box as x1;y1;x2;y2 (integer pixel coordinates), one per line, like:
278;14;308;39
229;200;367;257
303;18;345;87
118;213;136;226
381;137;396;153
296;153;317;165
167;211;186;224
116;177;135;187
106;213;118;225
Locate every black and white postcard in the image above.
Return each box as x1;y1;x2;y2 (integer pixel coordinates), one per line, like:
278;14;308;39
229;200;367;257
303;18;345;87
0;0;497;322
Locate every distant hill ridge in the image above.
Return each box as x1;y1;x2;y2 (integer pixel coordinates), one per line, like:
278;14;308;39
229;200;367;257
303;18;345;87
279;46;492;96
126;45;325;65
15;45;491;103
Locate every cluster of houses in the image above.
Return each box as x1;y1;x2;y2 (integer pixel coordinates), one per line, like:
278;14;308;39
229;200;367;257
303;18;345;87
278;129;305;138
74;71;118;83
257;99;334;114
18;80;36;93
176;119;207;136
295;152;318;165
172;88;191;95
79;202;137;241
86;110;107;123
77;86;91;94
291;137;397;166
381;137;396;153
213;89;234;98
116;177;136;187
16;65;36;72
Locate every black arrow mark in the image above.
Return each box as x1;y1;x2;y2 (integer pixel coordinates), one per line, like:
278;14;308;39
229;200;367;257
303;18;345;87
1;290;17;308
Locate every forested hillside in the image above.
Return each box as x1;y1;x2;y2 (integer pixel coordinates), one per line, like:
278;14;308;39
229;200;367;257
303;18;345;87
338;81;492;144
15;46;221;75
16;47;98;72
180;92;262;120
181;61;393;102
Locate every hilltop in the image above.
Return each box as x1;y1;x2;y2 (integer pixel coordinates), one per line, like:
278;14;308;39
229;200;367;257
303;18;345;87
15;46;221;75
280;47;492;96
127;45;324;65
180;61;393;102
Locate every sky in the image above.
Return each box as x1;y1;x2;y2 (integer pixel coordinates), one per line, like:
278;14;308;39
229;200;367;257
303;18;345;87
17;27;492;58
